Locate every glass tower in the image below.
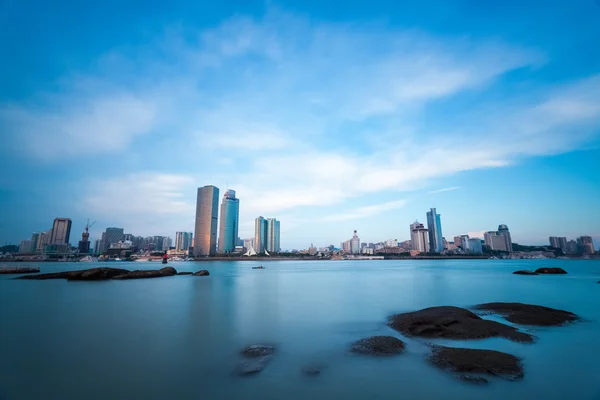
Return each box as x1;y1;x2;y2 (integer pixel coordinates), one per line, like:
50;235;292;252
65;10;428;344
194;185;219;256
426;208;443;253
218;190;240;253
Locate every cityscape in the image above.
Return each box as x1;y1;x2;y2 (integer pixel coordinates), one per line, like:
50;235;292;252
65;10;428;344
3;194;597;260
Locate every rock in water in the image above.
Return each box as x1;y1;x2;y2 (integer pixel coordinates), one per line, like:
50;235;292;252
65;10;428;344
473;302;579;326
429;345;524;381
159;266;177;276
388;306;533;343
241;344;276;358
0;267;40;274
193;270;210;276
350;336;405;356
68;268;131;281
458;375;489;385
513;270;539;275
177;272;193;275
301;366;321;376
535;267;567;274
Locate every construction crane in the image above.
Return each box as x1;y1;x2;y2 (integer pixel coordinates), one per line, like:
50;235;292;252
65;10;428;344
81;219;97;241
85;219;97;233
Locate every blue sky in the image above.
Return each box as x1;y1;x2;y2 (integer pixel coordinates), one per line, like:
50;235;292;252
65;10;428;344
1;0;600;250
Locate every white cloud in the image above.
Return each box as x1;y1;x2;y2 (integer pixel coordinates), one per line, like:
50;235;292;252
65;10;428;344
429;187;462;194
322;200;407;222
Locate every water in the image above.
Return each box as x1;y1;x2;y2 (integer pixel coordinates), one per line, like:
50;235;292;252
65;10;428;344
1;259;599;399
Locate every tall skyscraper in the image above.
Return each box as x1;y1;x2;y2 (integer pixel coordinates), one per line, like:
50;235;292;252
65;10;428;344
410;221;430;253
255;216;268;253
175;232;193;252
50;218;72;245
497;224;513;252
350;230;360;254
218;189;240;253
194;185;219;257
426;208;443;253
577;236;595;255
93;239;101;255
36;230;51;253
101;227;124;252
266;218;281;253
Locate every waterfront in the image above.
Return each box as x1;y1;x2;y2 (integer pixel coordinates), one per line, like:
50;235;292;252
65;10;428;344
1;259;599;399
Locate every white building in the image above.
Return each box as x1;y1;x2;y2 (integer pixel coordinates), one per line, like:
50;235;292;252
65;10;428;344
410;221;430;253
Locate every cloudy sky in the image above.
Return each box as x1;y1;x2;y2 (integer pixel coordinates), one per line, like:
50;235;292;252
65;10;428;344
1;0;599;250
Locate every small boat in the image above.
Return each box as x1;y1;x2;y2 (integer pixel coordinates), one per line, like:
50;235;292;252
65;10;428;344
252;266;265;269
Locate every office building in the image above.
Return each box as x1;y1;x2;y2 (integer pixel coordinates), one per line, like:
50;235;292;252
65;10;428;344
459;235;470;250
50;218;72;245
93;239;101;255
426;208;443;253
410;221;430;253
255;216;268;253
218;189;240;253
484;231;508;251
577;236;595;255
243;238;255;251
350;230;360;254
36;230;51;253
468;238;483;254
101;227;124;253
566;240;579;255
497;224;513;252
266;218;281;253
194;185;219;257
175;232;193;252
19;240;33;254
30;233;41;253
549;236;568;252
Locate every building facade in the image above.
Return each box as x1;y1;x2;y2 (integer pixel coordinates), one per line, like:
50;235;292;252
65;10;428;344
549;236;568;252
255;216;268;253
101;228;124;253
468;238;483;254
50;218;72;245
266;218;280;253
577;236;595;255
194;185;219;257
175;232;193;252
410;221;430;253
218;190;240;253
497;224;513;252
426;208;443;253
484;231;508;251
350;230;360;254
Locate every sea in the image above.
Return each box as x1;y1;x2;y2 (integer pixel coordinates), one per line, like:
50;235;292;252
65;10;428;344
1;259;599;400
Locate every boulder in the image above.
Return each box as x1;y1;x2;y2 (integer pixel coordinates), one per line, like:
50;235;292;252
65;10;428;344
235;345;276;376
193;270;210;276
159;266;177;276
0;267;40;274
535;267;567;274
68;268;131;281
350;336;405;356
177;272;193;275
389;306;533;343
473;302;579;326
428;345;524;381
513;270;538;275
241;344;276;358
112;270;164;280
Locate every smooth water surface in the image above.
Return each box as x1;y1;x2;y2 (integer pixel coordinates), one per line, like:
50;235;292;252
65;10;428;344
1;259;600;399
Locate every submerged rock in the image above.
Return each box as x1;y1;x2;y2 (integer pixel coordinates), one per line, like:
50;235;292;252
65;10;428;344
513;270;539;275
301;366;321;376
457;375;489;385
473;302;579;326
235;345;277;376
17;268;128;280
389;306;533;343
535;267;567;274
193;270;210;276
241;344;276;358
0;267;40;274
351;336;405;356
428;345;524;381
177;272;193;275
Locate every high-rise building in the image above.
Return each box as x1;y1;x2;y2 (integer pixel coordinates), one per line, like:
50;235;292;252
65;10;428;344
459;235;470;250
50;218;72;245
93;239;101;255
350;230;360;254
342;240;351;252
175;232;193;252
218;189;240;253
30;233;41;253
19;240;33;254
577;236;595;255
497;224;513;252
468;238;483;254
243;238;255;251
194;185;219;257
36;230;51;253
549;236;568;252
255;217;268;253
266;218;281;253
566;240;579;255
410;221;430;253
101;227;124;253
426;208;443;253
484;231;508;251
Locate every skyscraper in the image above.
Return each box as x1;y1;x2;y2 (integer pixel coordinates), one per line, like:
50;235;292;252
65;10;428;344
266;218;280;253
350;230;360;254
175;232;193;252
549;236;568;252
484;231;508;251
468;238;483;254
101;227;124;252
426;208;443;253
577;236;595;255
255;216;268;253
194;185;219;257
50;218;72;245
218;189;240;253
497;224;513;252
410;221;430;253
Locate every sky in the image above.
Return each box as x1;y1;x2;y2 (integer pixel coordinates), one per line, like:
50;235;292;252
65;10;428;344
1;0;599;250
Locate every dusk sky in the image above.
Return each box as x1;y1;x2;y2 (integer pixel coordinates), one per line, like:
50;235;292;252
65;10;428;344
1;0;599;250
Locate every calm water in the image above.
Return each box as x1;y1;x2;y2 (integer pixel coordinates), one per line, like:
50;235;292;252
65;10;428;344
1;259;600;399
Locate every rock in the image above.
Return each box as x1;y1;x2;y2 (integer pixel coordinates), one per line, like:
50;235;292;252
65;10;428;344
457;375;489;385
159;266;177;276
301;366;321;376
68;268;131;281
513;270;539;275
350;336;405;356
111;270;164;280
473;302;579;326
193;270;210;276
241;344;276;358
0;267;40;274
428;345;524;381
252;266;265;269
177;272;193;275
535;267;567;274
389;306;533;343
235;356;273;376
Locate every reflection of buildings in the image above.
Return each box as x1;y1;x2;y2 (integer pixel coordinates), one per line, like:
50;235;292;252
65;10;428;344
194;185;219;256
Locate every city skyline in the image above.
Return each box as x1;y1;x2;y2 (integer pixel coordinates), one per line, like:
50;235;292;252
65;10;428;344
1;2;600;249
